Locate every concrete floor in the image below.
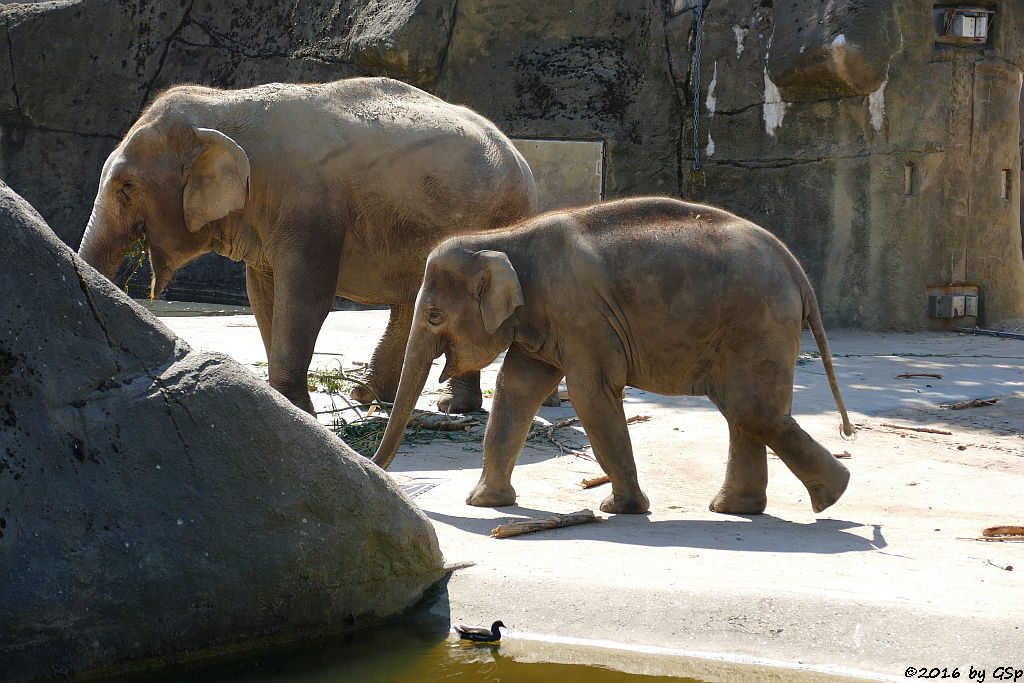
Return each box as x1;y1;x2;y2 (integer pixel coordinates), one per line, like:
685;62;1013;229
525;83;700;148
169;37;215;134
158;306;1024;682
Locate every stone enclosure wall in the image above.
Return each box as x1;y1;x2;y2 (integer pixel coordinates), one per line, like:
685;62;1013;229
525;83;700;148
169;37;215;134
1;0;1022;328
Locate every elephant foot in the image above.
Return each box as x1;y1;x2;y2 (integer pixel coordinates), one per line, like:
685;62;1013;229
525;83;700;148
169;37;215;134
437;380;483;414
349;384;378;405
709;488;767;515
278;385;317;416
467;481;517;508
805;463;851;513
599;489;650;514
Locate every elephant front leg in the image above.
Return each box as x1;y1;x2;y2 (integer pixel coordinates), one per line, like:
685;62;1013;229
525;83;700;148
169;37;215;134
351;303;413;404
709;422;768;514
245;265;274;360
468;347;562;507
267;256;338;415
565;370;649;514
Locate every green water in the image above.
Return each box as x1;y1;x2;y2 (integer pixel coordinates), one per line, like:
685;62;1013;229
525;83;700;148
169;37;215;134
139;299;253;317
147;618;703;683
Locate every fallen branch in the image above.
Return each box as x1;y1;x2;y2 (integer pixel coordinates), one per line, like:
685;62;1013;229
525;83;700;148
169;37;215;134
947;398;999;410
834;451;852;459
412;414;481;432
881;423;952;435
491;509;601;538
983;525;1024;537
986;559;1014;571
896;373;942;379
580;474;610;489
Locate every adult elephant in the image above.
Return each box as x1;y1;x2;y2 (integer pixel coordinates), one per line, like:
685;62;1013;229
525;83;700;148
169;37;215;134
78;77;537;414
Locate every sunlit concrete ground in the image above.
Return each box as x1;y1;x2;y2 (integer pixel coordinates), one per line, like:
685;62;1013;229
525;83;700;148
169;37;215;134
157;304;1024;682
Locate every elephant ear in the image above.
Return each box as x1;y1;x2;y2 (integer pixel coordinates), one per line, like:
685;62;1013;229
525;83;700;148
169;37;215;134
473;250;524;334
183;128;250;232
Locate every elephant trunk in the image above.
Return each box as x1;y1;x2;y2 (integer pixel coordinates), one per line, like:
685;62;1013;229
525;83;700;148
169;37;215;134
77;201;138;281
371;329;442;470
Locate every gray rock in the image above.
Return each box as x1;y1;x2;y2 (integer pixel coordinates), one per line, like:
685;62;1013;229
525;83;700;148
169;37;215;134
0;183;447;681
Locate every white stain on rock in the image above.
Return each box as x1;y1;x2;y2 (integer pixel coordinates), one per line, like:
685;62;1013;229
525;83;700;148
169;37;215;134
706;62;718;114
733;25;746;58
762;68;789;136
706;133;715;157
831;33;847;48
869;75;889;132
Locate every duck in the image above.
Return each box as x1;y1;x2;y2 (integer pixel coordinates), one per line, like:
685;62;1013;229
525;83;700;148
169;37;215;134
454;620;505;643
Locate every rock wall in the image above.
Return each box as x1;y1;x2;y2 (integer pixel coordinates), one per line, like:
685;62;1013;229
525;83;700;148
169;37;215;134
1;0;1022;328
0;182;447;680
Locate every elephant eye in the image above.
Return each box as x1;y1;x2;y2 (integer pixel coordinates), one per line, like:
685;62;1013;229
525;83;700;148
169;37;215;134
426;307;446;327
117;182;134;203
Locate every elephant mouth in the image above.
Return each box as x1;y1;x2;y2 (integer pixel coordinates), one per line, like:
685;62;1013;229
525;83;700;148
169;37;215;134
438;352;458;384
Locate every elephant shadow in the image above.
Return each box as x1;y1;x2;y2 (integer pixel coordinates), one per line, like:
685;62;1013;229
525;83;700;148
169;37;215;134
427;508;886;555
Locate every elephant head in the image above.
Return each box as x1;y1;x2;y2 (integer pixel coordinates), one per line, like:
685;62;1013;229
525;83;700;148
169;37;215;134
372;246;524;469
78;118;250;297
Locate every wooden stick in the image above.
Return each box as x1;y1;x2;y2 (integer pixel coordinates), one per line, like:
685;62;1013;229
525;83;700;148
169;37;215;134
948;398;999;410
491;509;601;538
896;373;942;379
983;525;1024;537
412;413;481;431
580;474;611;489
881;423;952;435
834;451;852;459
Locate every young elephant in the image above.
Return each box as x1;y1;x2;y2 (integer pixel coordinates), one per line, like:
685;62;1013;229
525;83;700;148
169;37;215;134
372;197;853;515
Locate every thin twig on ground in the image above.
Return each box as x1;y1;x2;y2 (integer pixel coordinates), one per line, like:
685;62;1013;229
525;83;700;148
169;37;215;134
881;423;952;435
896;373;942;379
986;560;1014;571
947;398;999;410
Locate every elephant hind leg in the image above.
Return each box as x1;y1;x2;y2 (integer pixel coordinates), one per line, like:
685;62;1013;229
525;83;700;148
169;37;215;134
437;371;483;414
763;415;850;513
352;303;414;404
709;366;848;514
709;423;768;515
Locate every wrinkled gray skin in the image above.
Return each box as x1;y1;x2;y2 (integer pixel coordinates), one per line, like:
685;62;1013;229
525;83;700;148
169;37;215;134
78;77;536;414
372;197;853;515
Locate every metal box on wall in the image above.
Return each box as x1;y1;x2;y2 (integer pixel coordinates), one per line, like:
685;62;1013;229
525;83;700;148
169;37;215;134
925;284;980;329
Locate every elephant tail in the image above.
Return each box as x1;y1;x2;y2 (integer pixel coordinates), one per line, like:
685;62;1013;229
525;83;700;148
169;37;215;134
803;284;854;437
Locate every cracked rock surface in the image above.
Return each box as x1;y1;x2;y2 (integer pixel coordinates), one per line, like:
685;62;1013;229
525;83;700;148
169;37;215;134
1;0;1023;326
0;183;447;682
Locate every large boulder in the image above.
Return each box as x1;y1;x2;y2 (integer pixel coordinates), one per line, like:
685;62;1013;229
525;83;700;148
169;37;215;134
0;183;447;681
